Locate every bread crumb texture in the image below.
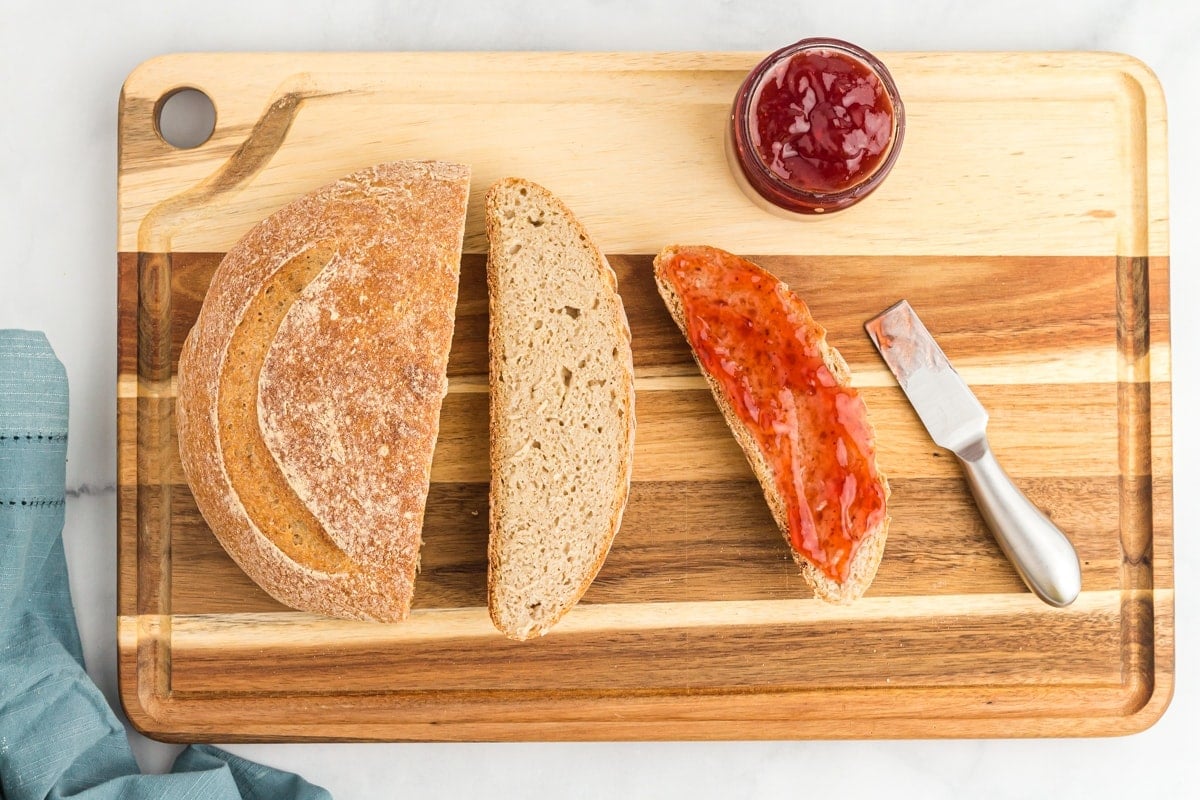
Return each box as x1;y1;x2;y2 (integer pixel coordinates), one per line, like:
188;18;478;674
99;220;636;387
485;178;635;640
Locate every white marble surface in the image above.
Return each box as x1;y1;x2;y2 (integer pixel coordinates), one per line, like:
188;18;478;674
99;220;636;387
2;0;1195;797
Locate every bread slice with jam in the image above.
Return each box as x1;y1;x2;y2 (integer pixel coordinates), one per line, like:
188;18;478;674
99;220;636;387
654;244;890;602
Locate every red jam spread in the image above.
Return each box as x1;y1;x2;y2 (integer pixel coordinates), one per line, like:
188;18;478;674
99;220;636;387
750;49;894;194
659;246;886;583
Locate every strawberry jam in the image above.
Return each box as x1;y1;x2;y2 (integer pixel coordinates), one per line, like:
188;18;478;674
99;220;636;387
657;245;887;583
727;38;904;215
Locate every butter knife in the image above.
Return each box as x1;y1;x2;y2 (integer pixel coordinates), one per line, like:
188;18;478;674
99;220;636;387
865;300;1081;607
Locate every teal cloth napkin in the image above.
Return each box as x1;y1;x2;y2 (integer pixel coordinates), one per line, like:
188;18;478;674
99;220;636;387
1;330;332;800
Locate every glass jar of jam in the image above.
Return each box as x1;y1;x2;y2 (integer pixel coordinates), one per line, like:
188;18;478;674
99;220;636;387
726;38;904;216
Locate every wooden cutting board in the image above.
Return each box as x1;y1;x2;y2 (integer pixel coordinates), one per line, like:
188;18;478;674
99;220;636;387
116;52;1172;741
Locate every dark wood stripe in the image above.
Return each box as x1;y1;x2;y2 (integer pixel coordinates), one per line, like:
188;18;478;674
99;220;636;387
166;600;1124;695
202;92;309;195
142;475;1127;615
133;398;174;698
121;680;1159;741
1116;256;1154;584
1116;256;1151;362
116;252;139;619
135;252;173;382
119;253;1149;380
1115;254;1156;705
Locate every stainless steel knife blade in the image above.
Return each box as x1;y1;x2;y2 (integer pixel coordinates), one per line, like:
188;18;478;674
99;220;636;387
864;300;988;454
865;300;1082;607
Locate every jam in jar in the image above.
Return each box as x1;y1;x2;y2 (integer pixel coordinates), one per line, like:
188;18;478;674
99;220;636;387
726;38;904;215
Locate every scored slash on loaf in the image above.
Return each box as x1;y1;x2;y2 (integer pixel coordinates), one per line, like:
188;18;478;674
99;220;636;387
176;160;471;622
485;178;637;640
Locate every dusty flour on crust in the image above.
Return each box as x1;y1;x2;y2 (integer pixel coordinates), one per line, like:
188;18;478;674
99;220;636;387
176;160;470;622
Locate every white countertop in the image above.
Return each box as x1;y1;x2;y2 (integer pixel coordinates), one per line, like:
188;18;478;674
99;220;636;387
2;1;1195;797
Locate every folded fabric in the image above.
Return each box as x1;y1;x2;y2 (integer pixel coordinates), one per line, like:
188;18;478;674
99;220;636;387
0;329;332;800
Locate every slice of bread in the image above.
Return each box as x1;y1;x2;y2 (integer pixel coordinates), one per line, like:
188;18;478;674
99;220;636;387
485;178;636;640
654;245;890;603
176;160;470;622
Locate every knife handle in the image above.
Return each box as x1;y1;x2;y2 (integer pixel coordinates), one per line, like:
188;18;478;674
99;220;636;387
956;439;1082;607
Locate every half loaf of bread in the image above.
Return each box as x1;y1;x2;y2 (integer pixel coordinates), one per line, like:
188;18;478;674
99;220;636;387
176;160;471;622
485;178;636;640
654;245;890;603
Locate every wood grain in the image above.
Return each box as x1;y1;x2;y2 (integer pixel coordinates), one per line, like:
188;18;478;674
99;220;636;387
116;52;1171;741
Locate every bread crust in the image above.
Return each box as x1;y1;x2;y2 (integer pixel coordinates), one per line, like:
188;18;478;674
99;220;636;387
484;177;636;639
653;245;890;603
176;160;470;622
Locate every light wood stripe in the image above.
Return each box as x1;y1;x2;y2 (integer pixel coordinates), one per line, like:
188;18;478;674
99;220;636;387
119;589;1142;650
116;343;1173;398
118;53;1168;257
121;384;1150;484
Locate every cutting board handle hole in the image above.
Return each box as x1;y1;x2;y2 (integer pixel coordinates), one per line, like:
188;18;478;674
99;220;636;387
155;88;216;149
